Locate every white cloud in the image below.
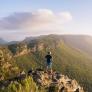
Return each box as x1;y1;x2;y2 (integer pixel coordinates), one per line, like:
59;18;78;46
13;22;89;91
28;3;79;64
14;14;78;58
0;9;72;31
0;9;72;41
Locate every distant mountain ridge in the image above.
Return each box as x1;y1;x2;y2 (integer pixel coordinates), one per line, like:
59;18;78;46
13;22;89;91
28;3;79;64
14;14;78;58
1;34;92;56
21;34;92;56
0;38;7;45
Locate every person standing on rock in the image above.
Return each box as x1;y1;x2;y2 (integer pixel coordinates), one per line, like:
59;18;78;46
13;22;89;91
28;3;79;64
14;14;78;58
45;51;53;73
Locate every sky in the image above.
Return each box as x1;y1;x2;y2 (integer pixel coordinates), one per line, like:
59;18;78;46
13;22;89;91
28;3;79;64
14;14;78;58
0;0;92;41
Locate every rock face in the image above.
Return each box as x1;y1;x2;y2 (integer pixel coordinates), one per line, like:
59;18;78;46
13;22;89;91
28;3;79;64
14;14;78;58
0;68;84;92
28;68;84;92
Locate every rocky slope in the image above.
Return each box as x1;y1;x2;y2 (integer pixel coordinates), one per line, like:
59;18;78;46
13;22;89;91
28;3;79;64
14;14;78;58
30;68;84;92
0;68;84;92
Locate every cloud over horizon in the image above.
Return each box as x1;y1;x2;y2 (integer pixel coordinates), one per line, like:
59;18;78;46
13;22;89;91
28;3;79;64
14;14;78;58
0;9;72;31
0;9;72;40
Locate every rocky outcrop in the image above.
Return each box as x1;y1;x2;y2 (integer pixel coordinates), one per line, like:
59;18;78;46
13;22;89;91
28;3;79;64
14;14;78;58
0;68;85;92
8;42;45;56
14;44;30;56
28;68;84;92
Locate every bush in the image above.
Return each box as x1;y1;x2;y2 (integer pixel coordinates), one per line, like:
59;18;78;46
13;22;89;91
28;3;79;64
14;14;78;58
0;76;39;92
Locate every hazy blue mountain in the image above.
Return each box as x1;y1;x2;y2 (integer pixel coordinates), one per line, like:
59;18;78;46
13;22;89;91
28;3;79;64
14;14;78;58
0;38;7;45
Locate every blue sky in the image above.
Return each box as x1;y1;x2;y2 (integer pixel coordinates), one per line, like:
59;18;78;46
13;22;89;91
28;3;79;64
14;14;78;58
0;0;92;41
